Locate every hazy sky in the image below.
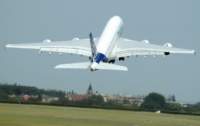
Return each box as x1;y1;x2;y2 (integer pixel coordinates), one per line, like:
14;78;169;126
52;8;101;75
0;0;199;103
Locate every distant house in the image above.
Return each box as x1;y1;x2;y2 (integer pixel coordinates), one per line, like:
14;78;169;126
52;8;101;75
8;94;16;98
103;95;144;106
127;96;144;106
65;84;98;102
66;94;88;102
102;95;125;104
8;94;39;102
181;103;190;108
41;95;59;103
21;94;31;102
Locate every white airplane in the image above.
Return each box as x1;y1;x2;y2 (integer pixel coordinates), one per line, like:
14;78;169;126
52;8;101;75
6;16;195;71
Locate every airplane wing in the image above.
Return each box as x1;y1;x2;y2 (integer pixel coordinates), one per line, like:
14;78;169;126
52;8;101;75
115;38;195;58
6;39;94;57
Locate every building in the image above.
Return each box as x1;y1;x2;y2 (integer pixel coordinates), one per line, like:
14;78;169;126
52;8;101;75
87;83;93;96
41;95;59;103
21;94;31;102
67;94;88;102
103;94;144;106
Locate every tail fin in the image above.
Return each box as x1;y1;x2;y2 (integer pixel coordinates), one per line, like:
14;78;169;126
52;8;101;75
89;32;96;62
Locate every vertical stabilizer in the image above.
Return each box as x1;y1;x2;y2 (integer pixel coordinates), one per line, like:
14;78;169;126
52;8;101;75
89;32;96;62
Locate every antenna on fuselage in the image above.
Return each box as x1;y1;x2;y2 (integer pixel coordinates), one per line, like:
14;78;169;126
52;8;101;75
89;32;97;62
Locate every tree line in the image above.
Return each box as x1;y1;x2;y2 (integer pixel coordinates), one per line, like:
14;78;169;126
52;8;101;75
0;83;200;115
0;83;65;102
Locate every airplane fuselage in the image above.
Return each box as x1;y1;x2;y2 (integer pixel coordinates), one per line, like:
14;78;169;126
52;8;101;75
91;16;123;70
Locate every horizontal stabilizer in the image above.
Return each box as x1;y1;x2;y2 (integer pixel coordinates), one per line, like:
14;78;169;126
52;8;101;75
54;62;90;69
95;62;128;71
54;62;128;71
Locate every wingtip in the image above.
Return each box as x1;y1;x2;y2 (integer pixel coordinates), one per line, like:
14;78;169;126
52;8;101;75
193;50;197;55
5;44;11;48
54;65;62;69
182;49;196;55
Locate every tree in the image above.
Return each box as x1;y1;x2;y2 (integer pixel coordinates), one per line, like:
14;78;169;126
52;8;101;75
167;95;176;102
141;92;166;110
171;95;176;102
0;89;8;101
165;103;182;111
87;95;104;106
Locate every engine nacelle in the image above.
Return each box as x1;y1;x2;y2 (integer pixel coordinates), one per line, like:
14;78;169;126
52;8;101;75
164;52;170;56
72;37;79;41
43;39;51;43
142;40;150;44
164;43;173;48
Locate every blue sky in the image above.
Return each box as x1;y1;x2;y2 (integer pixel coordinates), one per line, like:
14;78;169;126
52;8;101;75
0;0;199;103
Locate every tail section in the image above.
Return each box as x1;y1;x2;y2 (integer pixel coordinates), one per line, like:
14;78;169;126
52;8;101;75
89;32;96;62
95;62;128;71
55;32;128;72
54;62;128;71
54;62;90;69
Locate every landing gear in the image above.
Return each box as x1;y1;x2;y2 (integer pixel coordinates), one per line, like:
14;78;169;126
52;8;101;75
164;52;170;56
119;57;125;61
108;60;115;64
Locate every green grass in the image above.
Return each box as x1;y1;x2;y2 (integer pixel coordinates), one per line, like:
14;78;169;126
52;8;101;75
0;103;200;126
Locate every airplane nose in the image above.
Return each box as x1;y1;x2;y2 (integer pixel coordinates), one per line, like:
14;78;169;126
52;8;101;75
111;16;122;22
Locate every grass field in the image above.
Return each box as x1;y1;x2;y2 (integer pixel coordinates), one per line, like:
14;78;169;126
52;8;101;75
0;103;200;126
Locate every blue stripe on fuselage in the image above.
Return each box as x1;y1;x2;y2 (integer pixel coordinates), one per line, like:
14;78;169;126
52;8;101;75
95;53;108;63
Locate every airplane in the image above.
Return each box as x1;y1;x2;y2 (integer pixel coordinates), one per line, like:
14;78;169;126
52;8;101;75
6;16;195;71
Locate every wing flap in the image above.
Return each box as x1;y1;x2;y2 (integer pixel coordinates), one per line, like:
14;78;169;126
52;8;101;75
40;47;91;57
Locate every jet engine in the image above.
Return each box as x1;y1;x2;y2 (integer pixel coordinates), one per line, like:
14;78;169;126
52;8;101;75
164;43;173;48
43;39;51;43
142;40;150;44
